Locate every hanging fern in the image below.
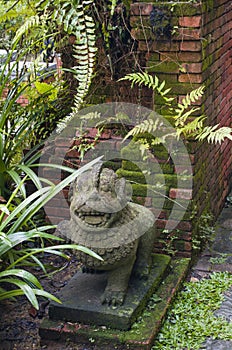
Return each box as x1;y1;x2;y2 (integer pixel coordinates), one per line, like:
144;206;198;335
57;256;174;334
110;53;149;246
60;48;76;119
51;0;97;132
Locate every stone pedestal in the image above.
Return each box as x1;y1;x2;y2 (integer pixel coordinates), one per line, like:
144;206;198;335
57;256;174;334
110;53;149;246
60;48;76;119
40;256;190;349
48;254;170;330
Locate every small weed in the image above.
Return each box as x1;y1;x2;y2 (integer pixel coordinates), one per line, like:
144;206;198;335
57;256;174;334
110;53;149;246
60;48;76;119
209;254;228;265
153;272;232;350
192;211;215;251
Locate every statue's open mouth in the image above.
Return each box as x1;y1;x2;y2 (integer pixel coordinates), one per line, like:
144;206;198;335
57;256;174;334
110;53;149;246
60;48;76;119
75;209;111;227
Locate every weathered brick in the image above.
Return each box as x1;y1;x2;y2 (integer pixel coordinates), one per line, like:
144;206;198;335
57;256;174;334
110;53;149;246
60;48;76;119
181;62;202;73
179;74;202;83
180;41;202;51
177;28;201;40
160;52;202;62
169;188;192;200
179;16;202;28
130;3;153;16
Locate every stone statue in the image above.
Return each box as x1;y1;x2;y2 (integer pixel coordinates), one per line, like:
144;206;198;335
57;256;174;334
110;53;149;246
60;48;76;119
57;162;155;307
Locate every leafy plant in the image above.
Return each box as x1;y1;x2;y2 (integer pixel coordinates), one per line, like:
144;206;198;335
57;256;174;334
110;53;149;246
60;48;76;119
6;0;97;130
120;72;174;105
153;272;232;350
121;72;232;144
192;210;215;251
0;156;103;309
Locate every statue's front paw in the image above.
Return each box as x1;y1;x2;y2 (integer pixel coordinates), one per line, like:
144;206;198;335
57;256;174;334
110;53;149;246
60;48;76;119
101;290;125;307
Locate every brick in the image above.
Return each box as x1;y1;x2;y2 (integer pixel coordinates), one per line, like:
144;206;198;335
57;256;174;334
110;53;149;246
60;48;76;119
180;41;202;51
55;137;74;147
179;16;201;28
147;61;179;73
177;28;201;40
160;52;202;62
169;188;192;200
178;74;202;83
176;221;192;232
143;41;179;53
130;3;153;16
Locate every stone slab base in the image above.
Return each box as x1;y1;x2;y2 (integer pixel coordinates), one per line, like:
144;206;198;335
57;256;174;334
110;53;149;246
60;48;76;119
48;254;171;330
39;257;190;349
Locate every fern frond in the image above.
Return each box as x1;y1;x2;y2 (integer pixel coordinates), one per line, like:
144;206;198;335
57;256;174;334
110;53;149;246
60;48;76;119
119;72;174;103
0;9;33;24
174;107;201;126
176;116;206;139
123;117;163;141
175;86;204;118
56;0;97;132
13;15;40;43
196;126;232;144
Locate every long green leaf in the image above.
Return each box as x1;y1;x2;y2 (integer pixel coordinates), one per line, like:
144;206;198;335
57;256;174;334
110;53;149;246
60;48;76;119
7;156;103;234
33;289;61;304
0;269;42;289
17;164;42;189
0;229;60;256
0;186;50;232
6;169;26;198
43;244;104;261
0;278;39;309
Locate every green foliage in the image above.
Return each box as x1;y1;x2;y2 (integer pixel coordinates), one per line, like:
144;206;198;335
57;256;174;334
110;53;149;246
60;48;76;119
0;157;102;309
122;72;232;144
192;210;215;251
0;0;98;132
120;72;174;104
0;75;61;198
153;272;232;350
196;125;232;144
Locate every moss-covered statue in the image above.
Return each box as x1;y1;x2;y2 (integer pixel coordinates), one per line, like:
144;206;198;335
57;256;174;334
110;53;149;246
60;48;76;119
57;162;155;307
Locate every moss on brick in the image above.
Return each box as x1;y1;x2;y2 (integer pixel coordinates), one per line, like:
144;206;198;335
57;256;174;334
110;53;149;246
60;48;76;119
160;163;174;174
152;144;170;160
202;54;213;71
121;160;143;172
132;196;146;205
169;83;200;95
172;3;202;16
103;160;122;171
154;174;177;188
116;169;146;184
147;61;179;74
132;183;148;197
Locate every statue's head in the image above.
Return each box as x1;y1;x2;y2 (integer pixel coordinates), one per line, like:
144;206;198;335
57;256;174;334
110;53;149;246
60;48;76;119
69;162;131;231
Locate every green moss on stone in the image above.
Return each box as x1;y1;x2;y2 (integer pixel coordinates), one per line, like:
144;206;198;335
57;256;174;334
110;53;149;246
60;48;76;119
103;160;122;171
147;61;179;74
132;183;148;197
116;169;146;184
121;160;142;172
169;83;200;95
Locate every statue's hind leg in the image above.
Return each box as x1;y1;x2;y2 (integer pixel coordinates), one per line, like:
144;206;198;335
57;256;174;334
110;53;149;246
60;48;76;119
133;227;156;279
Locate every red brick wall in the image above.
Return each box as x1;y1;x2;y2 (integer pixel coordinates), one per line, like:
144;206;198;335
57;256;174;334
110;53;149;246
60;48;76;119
43;1;232;257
